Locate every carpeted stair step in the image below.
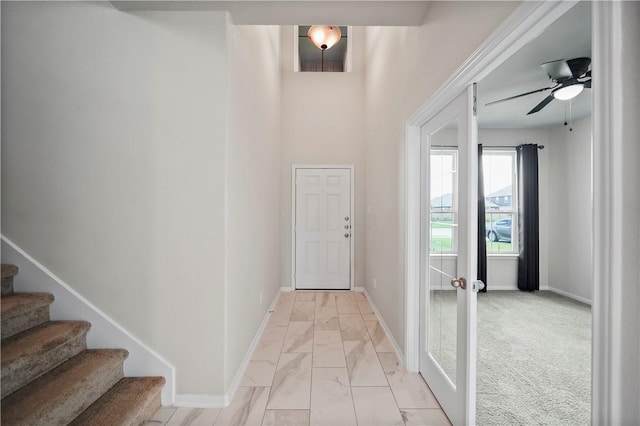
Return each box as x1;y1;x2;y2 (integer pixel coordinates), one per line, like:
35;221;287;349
1;349;129;426
1;321;91;398
70;376;166;426
1;292;55;339
1;264;19;297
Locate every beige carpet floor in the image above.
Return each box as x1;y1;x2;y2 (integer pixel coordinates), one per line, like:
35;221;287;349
476;291;591;425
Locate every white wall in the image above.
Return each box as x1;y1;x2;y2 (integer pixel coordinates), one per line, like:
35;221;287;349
363;1;521;351
1;1;229;394
280;26;366;289
225;22;282;389
548;116;592;302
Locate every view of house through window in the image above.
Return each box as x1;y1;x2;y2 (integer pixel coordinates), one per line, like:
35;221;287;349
483;150;518;253
430;149;457;253
429;148;518;255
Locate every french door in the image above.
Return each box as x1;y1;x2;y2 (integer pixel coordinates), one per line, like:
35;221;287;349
419;86;480;425
294;167;352;290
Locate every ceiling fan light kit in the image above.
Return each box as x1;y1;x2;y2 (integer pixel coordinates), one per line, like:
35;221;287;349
553;83;584;100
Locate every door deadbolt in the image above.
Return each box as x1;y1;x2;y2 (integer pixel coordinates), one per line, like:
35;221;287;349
345;216;350;221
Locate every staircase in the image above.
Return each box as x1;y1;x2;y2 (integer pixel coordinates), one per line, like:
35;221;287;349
1;264;165;426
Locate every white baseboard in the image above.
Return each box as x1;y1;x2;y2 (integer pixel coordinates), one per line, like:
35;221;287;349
281;286;293;292
174;394;225;408
1;236;176;405
221;290;280;407
354;286;365;292
486;285;519;291
548;286;592;306
174;289;280;408
361;288;405;368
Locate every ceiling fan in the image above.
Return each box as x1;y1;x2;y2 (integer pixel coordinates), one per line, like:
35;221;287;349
486;57;592;115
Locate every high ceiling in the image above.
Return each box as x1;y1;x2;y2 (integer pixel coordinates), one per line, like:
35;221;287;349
111;1;431;26
477;2;592;129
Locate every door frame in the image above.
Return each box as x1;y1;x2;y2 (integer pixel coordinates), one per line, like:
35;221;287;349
404;1;639;423
291;164;355;291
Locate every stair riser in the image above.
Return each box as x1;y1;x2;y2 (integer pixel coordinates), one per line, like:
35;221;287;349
2;276;14;296
2;355;126;426
2;333;88;398
71;389;162;426
42;362;124;426
1;306;50;339
68;377;165;426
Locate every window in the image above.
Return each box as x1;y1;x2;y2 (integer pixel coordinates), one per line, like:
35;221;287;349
430;149;458;254
483;149;518;253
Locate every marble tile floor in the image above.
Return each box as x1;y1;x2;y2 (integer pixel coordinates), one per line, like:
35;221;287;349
148;291;451;426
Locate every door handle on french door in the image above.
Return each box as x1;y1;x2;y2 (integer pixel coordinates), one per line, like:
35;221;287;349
450;277;467;290
344;233;350;238
472;280;485;292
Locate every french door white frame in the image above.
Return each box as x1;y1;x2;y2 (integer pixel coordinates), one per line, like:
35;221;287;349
404;1;640;424
291;165;355;291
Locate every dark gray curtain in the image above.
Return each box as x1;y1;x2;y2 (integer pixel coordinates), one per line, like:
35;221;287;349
477;145;487;292
517;144;540;291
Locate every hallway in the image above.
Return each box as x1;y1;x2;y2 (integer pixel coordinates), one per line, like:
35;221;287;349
148;291;450;425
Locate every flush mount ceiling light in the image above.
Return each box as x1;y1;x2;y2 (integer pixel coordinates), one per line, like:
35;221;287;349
552;82;585;100
307;25;342;51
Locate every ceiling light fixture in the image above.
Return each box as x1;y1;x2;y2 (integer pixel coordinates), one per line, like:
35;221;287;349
307;25;341;50
307;25;342;72
553;82;584;100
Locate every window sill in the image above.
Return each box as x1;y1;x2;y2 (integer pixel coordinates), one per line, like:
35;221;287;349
487;253;519;259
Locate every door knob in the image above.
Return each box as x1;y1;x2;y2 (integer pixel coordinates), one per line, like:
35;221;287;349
450;277;467;290
345;216;350;221
345;233;350;238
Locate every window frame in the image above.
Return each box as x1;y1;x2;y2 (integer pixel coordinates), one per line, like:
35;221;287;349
482;148;519;255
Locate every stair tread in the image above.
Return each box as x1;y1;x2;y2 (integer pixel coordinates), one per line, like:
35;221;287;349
1;293;54;319
1;349;128;425
1;320;91;368
70;377;166;426
1;264;19;279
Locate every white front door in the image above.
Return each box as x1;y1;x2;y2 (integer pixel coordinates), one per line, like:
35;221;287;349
294;168;352;290
419;86;479;425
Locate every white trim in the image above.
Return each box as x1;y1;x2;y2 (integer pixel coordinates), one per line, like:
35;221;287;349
174;394;225;408
291;164;355;291
223;290;280;406
591;2;640;423
281;286;293;292
486;285;516;292
354;286;365;292
362;288;404;366
547;287;592;306
1;236;176;406
293;25;300;72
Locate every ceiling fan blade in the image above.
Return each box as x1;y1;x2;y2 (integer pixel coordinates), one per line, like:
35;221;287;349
527;94;555;115
567;57;591;78
541;59;572;80
485;86;554;106
583;79;592;89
